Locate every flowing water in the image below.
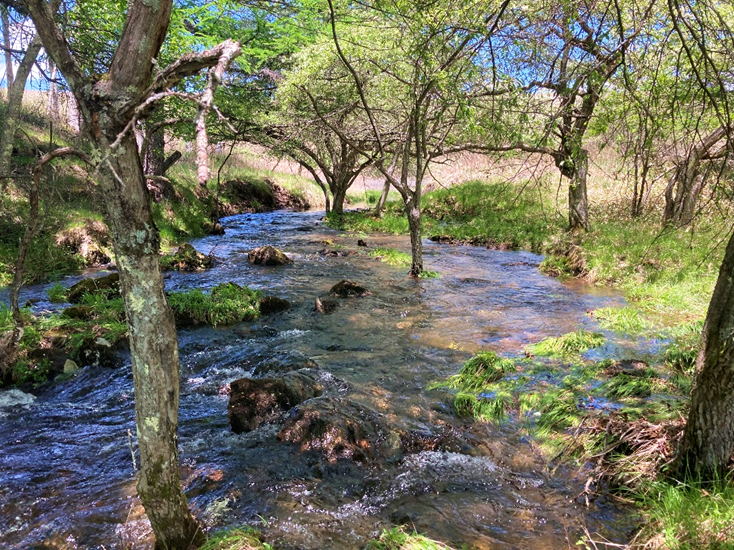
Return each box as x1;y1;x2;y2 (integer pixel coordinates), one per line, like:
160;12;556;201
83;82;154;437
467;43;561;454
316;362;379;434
0;210;638;549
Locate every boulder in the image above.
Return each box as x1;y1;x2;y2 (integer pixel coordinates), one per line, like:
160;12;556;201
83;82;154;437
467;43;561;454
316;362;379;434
330;279;370;297
228;371;323;434
73;337;121;368
67;273;120;304
277;397;389;463
56;220;112;266
203;221;225;235
162;243;213;272
248;246;293;266
258;296;291;316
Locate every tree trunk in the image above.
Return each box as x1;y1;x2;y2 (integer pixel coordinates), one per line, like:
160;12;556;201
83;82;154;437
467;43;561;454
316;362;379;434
664;157;702;226
568;149;590;231
2;6;12;92
145;128;166;177
332;186;347;215
48;60;60;122
407;197;423;277
374;178;390;217
676;230;734;477
0;35;42;181
98;136;203;549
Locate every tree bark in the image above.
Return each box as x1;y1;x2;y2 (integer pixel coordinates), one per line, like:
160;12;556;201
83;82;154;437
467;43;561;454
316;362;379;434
0;35;42;180
568;148;590;231
48;60;60;122
2;6;12;92
663;125;731;226
374;178;390;217
332;185;347;215
407;197;423;277
145;126;166;177
97;136;202;548
676;230;734;477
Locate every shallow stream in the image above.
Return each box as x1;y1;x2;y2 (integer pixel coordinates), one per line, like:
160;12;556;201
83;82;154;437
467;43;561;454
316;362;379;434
0;210;639;549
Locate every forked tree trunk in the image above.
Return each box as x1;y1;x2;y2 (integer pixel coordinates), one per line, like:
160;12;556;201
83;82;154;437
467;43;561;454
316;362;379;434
664;156;703;226
676;229;734;477
568;149;590;232
98;136;202;548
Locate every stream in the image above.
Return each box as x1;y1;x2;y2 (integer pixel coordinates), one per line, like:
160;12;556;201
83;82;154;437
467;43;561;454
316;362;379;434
0;209;640;549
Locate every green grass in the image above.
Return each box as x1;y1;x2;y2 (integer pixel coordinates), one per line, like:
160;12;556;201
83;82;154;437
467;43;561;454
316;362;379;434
369;247;412;267
168;282;262;326
46;283;69;303
200;528;272;550
366;527;457;550
437;351;517;392
637;477;734;550
526;330;605;357
593;306;652;334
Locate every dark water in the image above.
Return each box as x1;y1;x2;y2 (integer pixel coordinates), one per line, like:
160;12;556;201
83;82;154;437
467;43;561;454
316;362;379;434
0;210;636;549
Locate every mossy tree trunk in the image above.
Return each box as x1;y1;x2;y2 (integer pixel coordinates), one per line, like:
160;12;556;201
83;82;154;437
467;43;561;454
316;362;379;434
98;135;202;548
676;230;734;477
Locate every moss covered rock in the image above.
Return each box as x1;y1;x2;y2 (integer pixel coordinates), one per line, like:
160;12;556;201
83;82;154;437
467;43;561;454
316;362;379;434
247;246;292;266
67;273;120;303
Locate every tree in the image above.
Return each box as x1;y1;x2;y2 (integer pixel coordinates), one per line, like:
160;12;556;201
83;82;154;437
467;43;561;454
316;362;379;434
12;1;240;547
255;41;377;214
671;0;734;477
484;0;655;231
327;0;510;275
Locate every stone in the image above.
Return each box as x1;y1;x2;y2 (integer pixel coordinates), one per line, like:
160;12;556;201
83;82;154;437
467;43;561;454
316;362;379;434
330;279;370;297
247;246;293;266
162;243;213;272
277;397;389;463
63;359;79;374
357;239;368;247
252;352;320;377
67;273;120;304
228;371;323;434
258;296;291;316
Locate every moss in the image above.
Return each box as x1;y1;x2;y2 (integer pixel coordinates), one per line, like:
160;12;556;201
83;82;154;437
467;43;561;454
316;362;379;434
200;528;272;550
366;527;457;550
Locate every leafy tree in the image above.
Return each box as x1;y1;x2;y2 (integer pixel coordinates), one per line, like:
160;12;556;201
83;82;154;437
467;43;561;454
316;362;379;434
8;1;240;547
483;0;656;231
327;0;510;275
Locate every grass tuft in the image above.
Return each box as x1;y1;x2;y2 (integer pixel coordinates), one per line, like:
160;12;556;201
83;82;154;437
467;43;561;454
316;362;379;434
366;527;456;550
168;282;262;326
526;330;605;357
200;528;272;550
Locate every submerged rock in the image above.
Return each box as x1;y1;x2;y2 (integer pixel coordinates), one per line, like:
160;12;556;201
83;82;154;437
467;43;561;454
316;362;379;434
67;273;120;304
252;352;320;377
314;297;340;314
277;397;389;462
259;295;291;316
248;246;293;266
162;243;213;272
330;280;370;297
228;371;323;434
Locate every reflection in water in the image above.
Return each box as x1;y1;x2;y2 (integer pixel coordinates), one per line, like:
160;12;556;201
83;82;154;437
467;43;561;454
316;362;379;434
0;210;632;549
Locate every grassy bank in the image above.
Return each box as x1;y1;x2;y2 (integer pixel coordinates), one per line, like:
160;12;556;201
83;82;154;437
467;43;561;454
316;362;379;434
339;179;721;324
337;179;732;549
